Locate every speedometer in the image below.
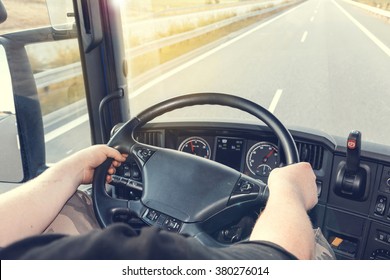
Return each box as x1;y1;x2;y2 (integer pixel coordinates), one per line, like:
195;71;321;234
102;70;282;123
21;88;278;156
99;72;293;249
246;142;279;176
178;137;211;159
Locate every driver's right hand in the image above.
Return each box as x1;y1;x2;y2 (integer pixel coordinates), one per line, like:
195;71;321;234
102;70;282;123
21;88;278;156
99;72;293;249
267;162;318;211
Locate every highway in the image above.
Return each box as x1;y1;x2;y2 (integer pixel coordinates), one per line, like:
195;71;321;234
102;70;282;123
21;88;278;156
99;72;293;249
45;0;390;163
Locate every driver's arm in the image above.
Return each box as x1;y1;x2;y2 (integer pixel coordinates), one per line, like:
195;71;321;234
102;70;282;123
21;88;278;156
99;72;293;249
249;162;318;260
0;145;126;247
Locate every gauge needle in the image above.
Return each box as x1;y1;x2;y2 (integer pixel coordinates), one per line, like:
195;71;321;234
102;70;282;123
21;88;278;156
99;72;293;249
190;142;194;153
263;148;275;163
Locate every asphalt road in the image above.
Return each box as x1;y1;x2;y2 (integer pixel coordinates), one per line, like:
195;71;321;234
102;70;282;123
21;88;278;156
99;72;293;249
45;0;390;163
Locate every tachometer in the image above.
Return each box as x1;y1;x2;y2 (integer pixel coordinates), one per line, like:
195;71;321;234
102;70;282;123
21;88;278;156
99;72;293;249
246;142;279;176
178;137;211;159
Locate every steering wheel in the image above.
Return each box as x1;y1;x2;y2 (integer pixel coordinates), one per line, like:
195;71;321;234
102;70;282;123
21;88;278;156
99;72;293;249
92;93;299;246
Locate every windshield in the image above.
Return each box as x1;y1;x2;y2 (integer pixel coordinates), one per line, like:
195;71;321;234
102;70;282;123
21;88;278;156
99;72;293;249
121;0;390;146
1;0;390;149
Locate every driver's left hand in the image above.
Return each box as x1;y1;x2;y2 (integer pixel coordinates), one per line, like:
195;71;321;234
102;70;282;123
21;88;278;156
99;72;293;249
59;145;128;185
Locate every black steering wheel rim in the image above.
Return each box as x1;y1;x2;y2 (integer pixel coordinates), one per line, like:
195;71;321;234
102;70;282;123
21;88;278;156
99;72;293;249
92;93;299;240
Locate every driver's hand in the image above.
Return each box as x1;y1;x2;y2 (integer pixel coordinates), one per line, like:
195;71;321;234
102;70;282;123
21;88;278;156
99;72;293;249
267;162;318;211
61;145;128;185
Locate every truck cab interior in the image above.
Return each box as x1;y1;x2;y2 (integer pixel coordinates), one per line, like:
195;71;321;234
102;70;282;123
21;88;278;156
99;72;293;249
1;0;390;260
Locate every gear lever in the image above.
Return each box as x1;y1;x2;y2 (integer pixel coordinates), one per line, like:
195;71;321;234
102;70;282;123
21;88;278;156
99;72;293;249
334;130;368;200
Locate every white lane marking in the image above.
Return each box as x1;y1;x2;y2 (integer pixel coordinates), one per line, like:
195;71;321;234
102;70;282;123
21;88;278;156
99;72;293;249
268;89;283;113
44;114;89;143
130;2;308;99
301;31;308;42
332;0;390;57
310;16;315;22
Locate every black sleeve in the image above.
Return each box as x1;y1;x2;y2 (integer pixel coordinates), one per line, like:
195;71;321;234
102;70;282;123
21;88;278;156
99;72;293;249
0;224;297;260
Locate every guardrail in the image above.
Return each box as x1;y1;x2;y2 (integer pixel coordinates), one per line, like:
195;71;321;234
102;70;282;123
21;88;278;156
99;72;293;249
126;0;284;47
35;0;297;88
128;1;296;57
343;0;390;19
35;62;82;88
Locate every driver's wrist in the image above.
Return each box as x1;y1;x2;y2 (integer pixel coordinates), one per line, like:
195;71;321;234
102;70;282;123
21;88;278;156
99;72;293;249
268;184;308;210
46;159;83;192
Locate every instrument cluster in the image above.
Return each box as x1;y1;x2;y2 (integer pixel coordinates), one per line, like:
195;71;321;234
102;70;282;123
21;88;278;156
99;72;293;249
177;135;280;180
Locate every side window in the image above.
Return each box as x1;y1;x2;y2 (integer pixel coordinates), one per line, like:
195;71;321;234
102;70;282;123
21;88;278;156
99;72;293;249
2;0;91;164
26;41;91;163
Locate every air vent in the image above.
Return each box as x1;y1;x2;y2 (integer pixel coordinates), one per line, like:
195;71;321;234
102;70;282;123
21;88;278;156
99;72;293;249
296;142;324;170
135;131;164;147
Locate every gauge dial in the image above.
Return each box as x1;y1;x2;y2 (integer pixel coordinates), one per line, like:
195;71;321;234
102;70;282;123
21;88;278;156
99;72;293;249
178;137;211;159
246;142;279;176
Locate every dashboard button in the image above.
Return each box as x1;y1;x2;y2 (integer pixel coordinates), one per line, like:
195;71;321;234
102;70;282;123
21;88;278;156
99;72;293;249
370;249;390;260
146;210;159;221
144;209;182;232
131;163;141;179
374;196;387;216
155;214;167;226
163;218;181;232
234;180;259;194
239;182;253;193
228;179;267;206
123;165;131;178
135;147;155;163
377;231;387;242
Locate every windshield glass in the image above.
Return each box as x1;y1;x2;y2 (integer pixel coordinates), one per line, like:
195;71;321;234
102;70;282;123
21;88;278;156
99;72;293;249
121;0;390;146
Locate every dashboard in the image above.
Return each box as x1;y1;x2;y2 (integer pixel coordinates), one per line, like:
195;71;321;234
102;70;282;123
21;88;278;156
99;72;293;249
110;121;390;260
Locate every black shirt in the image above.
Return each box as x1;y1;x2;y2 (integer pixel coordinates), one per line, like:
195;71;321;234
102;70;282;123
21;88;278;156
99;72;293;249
0;224;297;260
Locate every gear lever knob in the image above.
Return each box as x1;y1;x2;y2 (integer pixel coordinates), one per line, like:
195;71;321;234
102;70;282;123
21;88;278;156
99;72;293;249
346;130;361;174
